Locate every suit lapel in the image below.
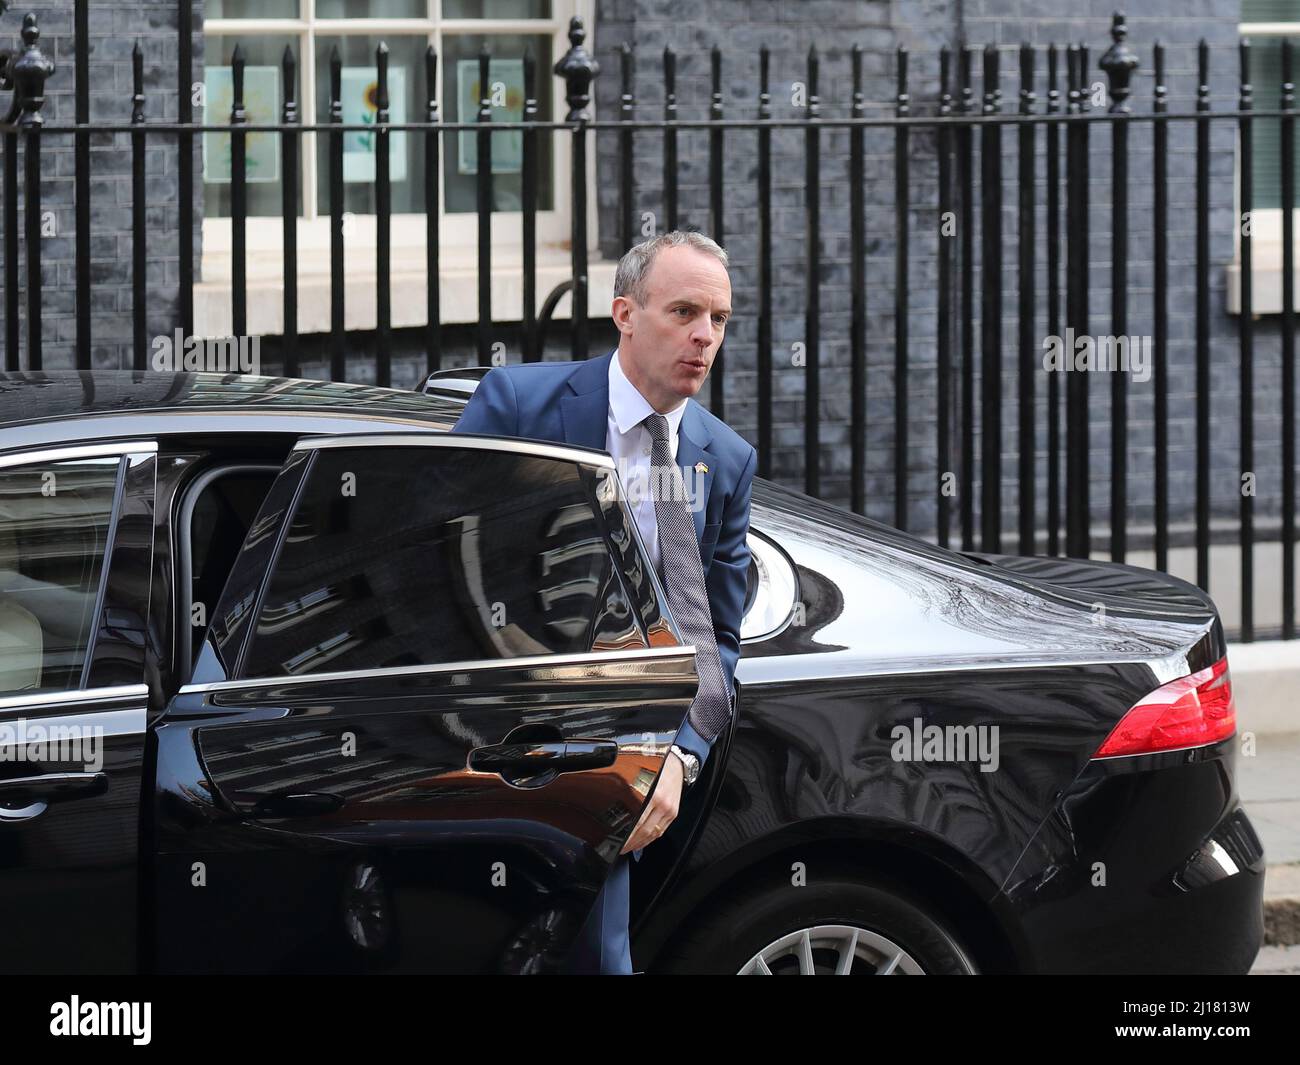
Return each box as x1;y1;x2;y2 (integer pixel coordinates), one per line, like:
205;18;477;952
676;404;715;544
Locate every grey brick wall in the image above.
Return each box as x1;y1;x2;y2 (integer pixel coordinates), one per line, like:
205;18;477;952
945;1;1249;550
0;1;202;371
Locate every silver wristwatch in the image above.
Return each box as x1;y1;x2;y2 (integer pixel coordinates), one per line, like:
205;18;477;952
669;744;701;787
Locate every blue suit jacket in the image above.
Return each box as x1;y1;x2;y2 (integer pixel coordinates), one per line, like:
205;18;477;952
452;348;757;769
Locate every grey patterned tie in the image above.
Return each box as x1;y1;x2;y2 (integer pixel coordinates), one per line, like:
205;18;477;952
643;413;733;742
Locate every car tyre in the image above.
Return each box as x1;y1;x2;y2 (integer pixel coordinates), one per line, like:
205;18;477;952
655;873;978;975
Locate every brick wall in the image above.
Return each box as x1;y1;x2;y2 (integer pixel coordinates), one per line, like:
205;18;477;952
0;1;201;371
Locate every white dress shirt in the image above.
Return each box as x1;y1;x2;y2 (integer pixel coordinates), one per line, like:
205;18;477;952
606;348;687;574
607;349;719;772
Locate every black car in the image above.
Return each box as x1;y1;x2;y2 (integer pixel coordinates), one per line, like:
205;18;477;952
0;370;1263;975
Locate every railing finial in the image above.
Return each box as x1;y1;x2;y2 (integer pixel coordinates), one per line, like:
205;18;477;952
5;13;54;127
554;15;599;122
1099;11;1138;114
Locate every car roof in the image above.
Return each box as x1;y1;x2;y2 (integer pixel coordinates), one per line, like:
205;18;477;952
0;370;463;430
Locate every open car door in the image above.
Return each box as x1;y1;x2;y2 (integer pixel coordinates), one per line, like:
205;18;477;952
152;432;698;973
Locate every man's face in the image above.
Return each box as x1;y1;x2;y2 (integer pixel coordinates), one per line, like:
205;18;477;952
612;245;732;411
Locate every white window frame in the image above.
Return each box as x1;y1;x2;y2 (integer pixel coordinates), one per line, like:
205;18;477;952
1229;18;1300;314
197;0;609;338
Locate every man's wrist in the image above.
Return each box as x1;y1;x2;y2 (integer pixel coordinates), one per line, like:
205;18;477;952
669;743;701;787
673;719;713;767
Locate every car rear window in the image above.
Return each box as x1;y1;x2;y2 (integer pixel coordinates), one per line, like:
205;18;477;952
0;456;122;694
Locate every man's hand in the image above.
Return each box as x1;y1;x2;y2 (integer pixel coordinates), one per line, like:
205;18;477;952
620;750;684;854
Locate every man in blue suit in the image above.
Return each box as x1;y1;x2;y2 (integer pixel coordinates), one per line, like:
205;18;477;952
453;230;757;974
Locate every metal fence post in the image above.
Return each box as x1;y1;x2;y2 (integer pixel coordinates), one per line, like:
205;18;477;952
13;14;53;371
1101;12;1137;565
554;16;598;361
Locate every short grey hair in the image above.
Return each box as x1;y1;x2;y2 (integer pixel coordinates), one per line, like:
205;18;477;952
613;230;729;307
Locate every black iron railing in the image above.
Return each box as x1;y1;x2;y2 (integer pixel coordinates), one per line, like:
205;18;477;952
0;7;1298;642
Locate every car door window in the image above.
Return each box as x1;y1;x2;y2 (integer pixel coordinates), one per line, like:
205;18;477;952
182;466;279;672
0;455;122;694
238;444;646;679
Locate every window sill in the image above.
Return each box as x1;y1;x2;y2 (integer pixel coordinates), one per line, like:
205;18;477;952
1227;217;1300;315
1225;256;1300;315
194;244;616;338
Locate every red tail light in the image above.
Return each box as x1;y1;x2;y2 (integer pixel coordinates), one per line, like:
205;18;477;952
1093;655;1236;758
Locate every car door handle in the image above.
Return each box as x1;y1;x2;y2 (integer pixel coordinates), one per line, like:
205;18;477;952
0;772;109;821
559;740;620;772
469;740;618;779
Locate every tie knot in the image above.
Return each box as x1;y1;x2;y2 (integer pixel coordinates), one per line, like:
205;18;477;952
643;412;670;443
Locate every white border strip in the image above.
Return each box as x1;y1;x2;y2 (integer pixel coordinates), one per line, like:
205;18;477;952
0;684;149;714
0;440;158;469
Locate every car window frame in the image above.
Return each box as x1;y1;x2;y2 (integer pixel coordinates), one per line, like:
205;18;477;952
194;431;690;688
175;461;283;685
0;439;157;708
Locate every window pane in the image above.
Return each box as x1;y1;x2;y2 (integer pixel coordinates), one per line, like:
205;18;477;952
1243;0;1300;19
315;35;429;214
443;0;552;17
315;0;426;16
207;1;299;17
204;35;305;219
0;458;120;694
240;447;644;678
442;33;554;213
189;471;277;667
1249;36;1300;209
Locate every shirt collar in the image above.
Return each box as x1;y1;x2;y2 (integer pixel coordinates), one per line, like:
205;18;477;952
608;348;688;438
